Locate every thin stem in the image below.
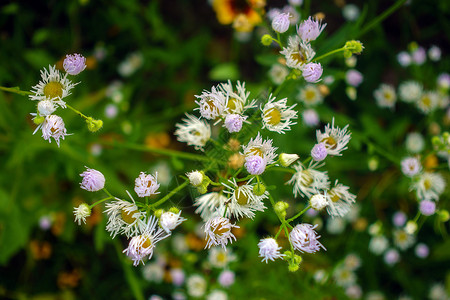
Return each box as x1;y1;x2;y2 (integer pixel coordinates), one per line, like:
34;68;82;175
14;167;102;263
286;204;312;223
103;188;114;198
314;47;346;62
66;103;90;120
150;179;189;209
90;196;114;209
274;224;285;239
267;166;296;174
0;86;33;96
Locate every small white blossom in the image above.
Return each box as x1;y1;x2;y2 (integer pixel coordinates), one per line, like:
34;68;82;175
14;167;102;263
73;203;91;225
398;81;423;103
187;170;204;187
316;118;351;156
134;172;160;197
204;217;239;249
160;211;186;233
258;238;284;263
279;153;299;167
290;223;326;253
80;167;105;192
175;114;211;151
374;84;397;109
261;95;298;134
288;161;330;199
280;36;315;70
297;84;323;106
401;157;422;177
310;193;328;210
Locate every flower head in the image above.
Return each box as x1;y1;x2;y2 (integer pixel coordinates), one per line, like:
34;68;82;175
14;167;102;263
222;178;267;219
325;180;356;217
416;91;439;114
272;13;290;33
218;270;235;287
208;247;237;268
63;53;86;75
187;170;204;187
401;157;422;177
279;153;299;167
242;132;278;164
290;223;326;253
374;84;397;109
311;143;328;161
186;274;207;298
302;62;323;83
297;16;327;42
419;200;436;216
258;238;284;263
398;81;422;103
261;95;298;134
297;84;323;106
37;115;69;147
310;193;328;210
217;80;257;116
345;69;363;87
412;172;446;201
195;86;226;120
73;203;91;225
204;216;239;249
134;172;160;197
160;211;186;233
80;167;105;191
37;99;56;116
194;192;228;221
245;155;267;175
280;36;315;70
288;161;330;199
316;118;351;156
175;114;211;151
302;109;320;127
224;113;247;133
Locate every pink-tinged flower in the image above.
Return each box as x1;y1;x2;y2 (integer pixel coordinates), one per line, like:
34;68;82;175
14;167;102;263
170;268;185;286
302;109;319;127
159;211;186;233
224;113;246;133
412;47;426;65
134;172;160;197
258;238;284;263
345;69;363;87
311;143;327;161
302;62;323;82
297;16;326;42
80;166;105;191
218;270;235;287
397;51;411;67
419;200;436;216
272;13;291;33
290;223;326;253
384;248;400;266
414;243;429;258
401;157;422;177
204;217;239;249
40;115;69;147
63;53;86;75
392;211;407;227
244;155;267;175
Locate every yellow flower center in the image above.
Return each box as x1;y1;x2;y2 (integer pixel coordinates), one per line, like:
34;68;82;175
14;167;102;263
321;136;337;149
264;107;282;125
43;82;63;99
423;178;432;190
141;236;152;249
235;188;249;205
217;252;227;263
121;209;138;224
213;220;229;236
302;170;314;186
227;98;238;111
328;190;340;203
421;96;431;107
305;90;316;102
291;46;307;64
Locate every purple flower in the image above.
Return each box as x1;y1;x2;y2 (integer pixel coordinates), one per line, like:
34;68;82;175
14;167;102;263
311;143;327;161
302;63;323;83
297;16;326;42
63;53;86;75
437;72;450;90
412;47;426;65
345;69;363;87
244;155;267;175
170;268;185;286
414;243;429;258
392;211;407;227
302;109;319;127
80;167;105;192
290;223;326;253
419;200;436;216
397;51;411;67
272;13;291;33
384;249;400;266
224;114;246;133
218;270;235;287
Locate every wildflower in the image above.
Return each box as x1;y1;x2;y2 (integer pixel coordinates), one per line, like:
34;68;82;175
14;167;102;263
397;51;411;67
204;216;239;249
175;114;211;151
384;248;400;266
369;235;388;255
345;69;363;87
29;65;77;107
373;84;397;109
63;53;86;75
344;253;361;271
411;46;426;65
73;203;91;225
413;172;446;201
218;270;235;287
437;73;450;90
105;192;146;238
392;211;407;227
258;238;284;263
400;157;422;177
123;216;169;266
297;16;327;42
187;170;204;187
208;247;237;268
419;200;436;216
37;99;56;116
414;243;429;258
326;217;346;234
316;118;351;156
333;266;357;287
224;114;246;133
302;109;320;127
170;268;185;286
244;155;267;175
206;290;228;300
311;143;328;161
261;95;298;134
280;36;315;70
268;64;289;85
134;172;160;197
393;229;416;250
279;153;299;167
290;223;326;253
117;52;143;77
194;192;227;220
310;193;328;210
217;80;256;116
342;4;360;21
416;91;439;114
429;283;449;300
195;86;226;120
398;81;422;103
212;0;263;32
288;161;330;199
222;179;267;219
325;180;356;217
79;167;105;192
297;84;323;106
38;115;69;147
405;132;425;153
346;285;363;299
272;13;290;33
242;132;278;164
428;46;441;61
142;263;165;283
302;62;323;83
160;211;186;233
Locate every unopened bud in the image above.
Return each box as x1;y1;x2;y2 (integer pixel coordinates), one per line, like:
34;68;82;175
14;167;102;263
345;40;364;54
439;209;450;222
169;207;180;214
154;209;164;219
33;116;45;125
274;201;289;219
86;117;103;132
405;220;417;234
261;34;274;46
253;183;266;196
279;153;299;167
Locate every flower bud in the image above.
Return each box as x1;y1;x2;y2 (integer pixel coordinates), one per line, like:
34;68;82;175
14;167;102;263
187;170;204;187
154;209;164;218
405;220;417;234
261;34;273;46
439;209;450;222
169;207;180;214
274;201;289;219
33;116;45;125
272;13;290;33
310;194;328;210
345;40;364;54
279;153;299;167
253;183;266;196
86;117;103;132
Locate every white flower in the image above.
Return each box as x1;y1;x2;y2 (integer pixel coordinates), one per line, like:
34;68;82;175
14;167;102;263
316;118;351;156
187;170;204;187
369;235;388;255
105;192;146;238
222;178;267;220
261;95;298;134
272;12;290;33
242;132;278;164
333;266;357;288
297;84;323;106
29;65;77;108
288;161;330;199
302;108;320;127
290;223;326;253
80;167;105;192
73;203;91;225
429;283;449;300
401;157;422;177
122;216;169;266
342;4;360;21
280;36;315;70
374;84;397;109
134;172;160;197
258;238;284;263
397;51;411;67
310;193;328;210
186;275;207;298
279;153;299;167
398;81;422;103
39;115;70;147
117;52;143;77
217;80;257;116
384;248;400;266
37;99;56;116
428;45;442;61
206;290;228;300
160;211;186;233
405;132;425;153
416;91;439;114
204;217;239;249
194;192;227;221
195;86;226;120
142;262;165;283
208;247;237;268
325;180;356;217
175;114;211;151
412;172;446;201
393;229;416;251
269;64;289;85
344;253;361;271
297;16;327;42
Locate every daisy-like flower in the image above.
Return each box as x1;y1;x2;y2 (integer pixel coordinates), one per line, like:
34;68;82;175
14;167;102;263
310;193;328;210
63;53;86;75
400;157;422;177
29;65;77;107
159;211;186;233
345;69;363;87
195;86;227;120
302;62;323;83
242;132;278;164
397;51;411;67
217;80;257;116
38;115;69;147
302;109;320;127
297;84;323;107
186;170;204;187
222;178;267;219
134;172;160;197
224;113;247;133
297;16;327;42
405;132;425;153
412;172;446;201
73;203;91;225
186;274;207;298
419;200;436;216
428;46;441;61
80;166;105;191
393;229;416;251
373;84;397;109
208;247;237;268
261;95;298;134
416;91;439;114
333;266;357;288
37;99;57;116
269;64;289;85
194;192;228;221
123;216;169;266
105;192;146;238
174;114;211;151
218;270;235;287
369;235;389;255
280;36;315;70
204;216;239;249
325;180;357;217
437;73;450;90
344;253;362;271
316;118;351;156
290;223;326;253
258;238;284;263
288;161;330;199
398;81;423;103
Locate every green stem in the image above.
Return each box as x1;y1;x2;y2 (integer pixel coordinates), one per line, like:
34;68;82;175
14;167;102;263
103;188;114;198
286;204;312;223
0;86;33;96
275;223;285;239
150;179;189;209
266;166;296;174
90;196;114;209
314;47;346;62
66;103;90;120
101;141;210;162
357;0;408;38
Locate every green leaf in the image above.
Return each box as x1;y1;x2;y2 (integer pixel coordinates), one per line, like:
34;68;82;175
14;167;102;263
209;63;240;81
